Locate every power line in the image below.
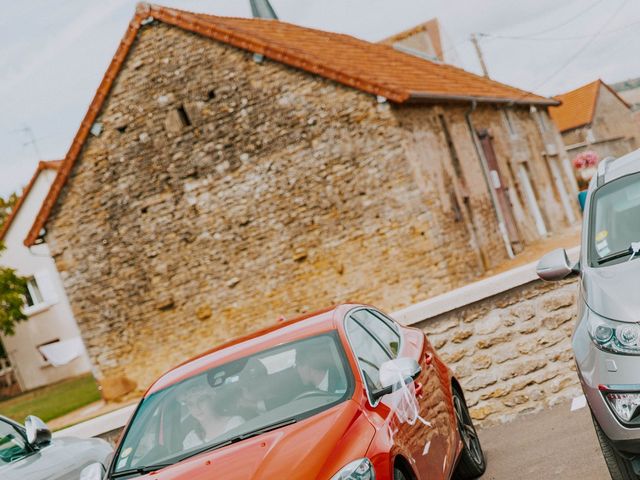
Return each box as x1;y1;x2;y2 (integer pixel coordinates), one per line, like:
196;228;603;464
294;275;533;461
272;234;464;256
508;0;606;38
519;0;631;98
481;18;640;42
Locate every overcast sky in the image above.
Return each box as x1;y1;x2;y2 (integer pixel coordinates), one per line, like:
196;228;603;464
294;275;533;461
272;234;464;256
1;0;639;197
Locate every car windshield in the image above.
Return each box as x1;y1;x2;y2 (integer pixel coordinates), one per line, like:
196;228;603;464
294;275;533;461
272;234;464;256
589;172;640;267
112;332;353;475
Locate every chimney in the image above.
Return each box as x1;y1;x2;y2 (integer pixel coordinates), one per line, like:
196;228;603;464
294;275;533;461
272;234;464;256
250;0;278;20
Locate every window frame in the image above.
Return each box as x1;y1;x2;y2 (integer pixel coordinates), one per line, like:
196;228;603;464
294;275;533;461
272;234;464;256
24;277;44;308
344;307;404;407
587;171;640;268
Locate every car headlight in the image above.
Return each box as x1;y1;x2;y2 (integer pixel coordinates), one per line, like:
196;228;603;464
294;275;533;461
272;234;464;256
330;458;375;480
588;310;640;355
602;390;640;423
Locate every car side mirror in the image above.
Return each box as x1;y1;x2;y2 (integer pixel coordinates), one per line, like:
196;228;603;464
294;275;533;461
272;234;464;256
371;357;421;402
536;248;579;281
25;415;51;448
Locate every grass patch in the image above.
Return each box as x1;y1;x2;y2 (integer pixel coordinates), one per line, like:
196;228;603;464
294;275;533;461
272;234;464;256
0;374;101;423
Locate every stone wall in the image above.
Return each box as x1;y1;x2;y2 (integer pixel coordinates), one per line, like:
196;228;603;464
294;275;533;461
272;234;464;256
416;277;581;427
45;21;578;394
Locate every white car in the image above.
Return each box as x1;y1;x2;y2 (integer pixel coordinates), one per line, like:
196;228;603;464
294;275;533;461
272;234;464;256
0;414;112;480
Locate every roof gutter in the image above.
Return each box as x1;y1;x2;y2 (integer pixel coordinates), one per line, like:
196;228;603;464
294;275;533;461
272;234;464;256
407;91;559;107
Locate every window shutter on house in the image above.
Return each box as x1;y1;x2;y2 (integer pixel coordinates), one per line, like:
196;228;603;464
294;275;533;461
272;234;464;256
34;270;58;305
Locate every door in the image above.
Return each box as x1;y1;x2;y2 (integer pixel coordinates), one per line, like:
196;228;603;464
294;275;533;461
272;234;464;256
477;129;523;253
346;309;450;479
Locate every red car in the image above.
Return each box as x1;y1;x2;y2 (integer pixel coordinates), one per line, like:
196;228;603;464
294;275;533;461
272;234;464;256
98;304;485;480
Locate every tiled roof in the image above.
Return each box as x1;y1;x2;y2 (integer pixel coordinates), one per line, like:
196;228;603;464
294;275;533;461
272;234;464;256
24;3;556;246
549;79;631;133
0;160;62;242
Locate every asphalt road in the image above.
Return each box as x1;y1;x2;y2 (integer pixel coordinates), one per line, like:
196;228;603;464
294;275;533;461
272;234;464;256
478;400;610;479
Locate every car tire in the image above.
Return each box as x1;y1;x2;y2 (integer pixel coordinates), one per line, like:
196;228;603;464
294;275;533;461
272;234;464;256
591;413;640;480
393;466;409;480
452;387;486;480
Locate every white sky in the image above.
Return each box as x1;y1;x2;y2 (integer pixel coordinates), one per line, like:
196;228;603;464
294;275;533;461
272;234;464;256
1;0;639;197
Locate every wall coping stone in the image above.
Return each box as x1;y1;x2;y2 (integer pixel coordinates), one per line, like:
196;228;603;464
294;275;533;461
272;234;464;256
393;245;581;326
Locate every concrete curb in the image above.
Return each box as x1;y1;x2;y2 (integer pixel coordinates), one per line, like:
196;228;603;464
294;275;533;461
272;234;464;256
52;404;136;439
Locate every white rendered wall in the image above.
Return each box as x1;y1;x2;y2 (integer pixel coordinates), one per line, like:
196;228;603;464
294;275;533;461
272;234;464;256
0;169;92;391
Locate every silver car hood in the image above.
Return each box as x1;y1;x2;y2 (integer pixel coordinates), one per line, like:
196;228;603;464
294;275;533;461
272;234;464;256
582;260;640;322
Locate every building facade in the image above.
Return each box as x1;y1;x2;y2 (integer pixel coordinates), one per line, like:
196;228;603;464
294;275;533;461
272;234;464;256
26;4;579;396
550;79;640;164
0;162;91;392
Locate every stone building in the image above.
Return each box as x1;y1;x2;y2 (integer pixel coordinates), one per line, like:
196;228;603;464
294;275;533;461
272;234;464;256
26;4;579;395
0;161;91;393
549;79;640;163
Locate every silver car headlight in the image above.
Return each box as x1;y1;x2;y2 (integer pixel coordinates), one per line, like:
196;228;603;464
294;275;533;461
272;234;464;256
330;458;375;480
588;310;640;355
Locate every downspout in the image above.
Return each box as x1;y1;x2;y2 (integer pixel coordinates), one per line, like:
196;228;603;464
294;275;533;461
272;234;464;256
465;101;515;259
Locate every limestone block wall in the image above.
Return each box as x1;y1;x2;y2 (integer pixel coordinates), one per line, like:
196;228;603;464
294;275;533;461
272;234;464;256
415;277;581;427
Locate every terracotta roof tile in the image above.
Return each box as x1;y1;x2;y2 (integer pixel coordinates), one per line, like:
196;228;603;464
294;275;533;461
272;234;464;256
549;79;631;133
549;80;601;133
24;3;556;246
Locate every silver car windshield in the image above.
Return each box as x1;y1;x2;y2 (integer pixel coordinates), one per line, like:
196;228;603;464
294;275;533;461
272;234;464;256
111;332;353;476
589;172;640;267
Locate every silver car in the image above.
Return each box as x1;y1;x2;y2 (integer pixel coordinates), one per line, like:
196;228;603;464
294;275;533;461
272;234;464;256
538;149;640;480
0;414;112;480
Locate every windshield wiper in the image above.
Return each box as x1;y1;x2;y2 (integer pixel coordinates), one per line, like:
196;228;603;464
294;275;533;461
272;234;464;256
179;417;298;463
598;242;640;265
598;249;632;265
111;463;173;478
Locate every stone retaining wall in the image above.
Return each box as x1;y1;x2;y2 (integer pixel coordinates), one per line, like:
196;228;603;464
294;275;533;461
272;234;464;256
415;277;581;427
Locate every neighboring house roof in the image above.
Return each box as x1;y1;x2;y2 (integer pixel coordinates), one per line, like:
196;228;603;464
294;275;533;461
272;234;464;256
549;79;632;133
24;3;556;246
0;160;62;242
379;18;444;61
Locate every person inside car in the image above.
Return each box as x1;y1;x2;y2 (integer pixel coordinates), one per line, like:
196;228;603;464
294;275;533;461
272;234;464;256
295;344;343;393
181;384;244;449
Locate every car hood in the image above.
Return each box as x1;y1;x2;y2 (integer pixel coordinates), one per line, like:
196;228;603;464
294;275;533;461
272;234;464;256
582;260;640;322
136;400;374;480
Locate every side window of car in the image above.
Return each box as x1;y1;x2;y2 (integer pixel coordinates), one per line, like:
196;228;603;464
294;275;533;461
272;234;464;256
346;315;392;393
350;309;401;358
0;420;29;465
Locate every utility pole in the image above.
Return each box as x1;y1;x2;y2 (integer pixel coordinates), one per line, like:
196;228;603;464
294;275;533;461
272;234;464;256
470;33;489;78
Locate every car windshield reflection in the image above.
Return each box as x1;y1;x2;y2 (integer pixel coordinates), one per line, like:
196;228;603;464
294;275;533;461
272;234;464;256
112;333;353;474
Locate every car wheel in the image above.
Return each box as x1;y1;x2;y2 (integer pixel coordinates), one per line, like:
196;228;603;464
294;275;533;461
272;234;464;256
394;466;409;480
452;387;486;479
592;413;640;480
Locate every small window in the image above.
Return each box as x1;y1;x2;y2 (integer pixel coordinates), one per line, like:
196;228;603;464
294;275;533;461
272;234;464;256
0;419;29;465
176;105;192;127
24;277;44;307
346;315;392;393
36;339;60;363
351;309;401;358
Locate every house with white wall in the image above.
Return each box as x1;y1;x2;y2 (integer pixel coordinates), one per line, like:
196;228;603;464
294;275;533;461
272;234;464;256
0;161;91;391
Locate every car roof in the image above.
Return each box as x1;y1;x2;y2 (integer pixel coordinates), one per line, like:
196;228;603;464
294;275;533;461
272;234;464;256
146;303;360;395
593;148;640;188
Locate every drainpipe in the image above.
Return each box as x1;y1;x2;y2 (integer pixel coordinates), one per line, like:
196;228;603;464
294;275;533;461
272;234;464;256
465;101;515;259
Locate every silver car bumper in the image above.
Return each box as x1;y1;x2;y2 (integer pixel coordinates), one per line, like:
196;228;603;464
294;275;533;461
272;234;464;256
574;317;640;453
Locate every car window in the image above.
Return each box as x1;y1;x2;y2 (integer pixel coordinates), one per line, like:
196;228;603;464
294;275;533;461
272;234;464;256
589;172;640;266
113;333;353;475
346;314;392;393
0;420;29;465
351;309;401;358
